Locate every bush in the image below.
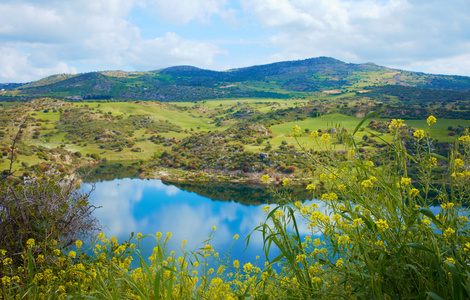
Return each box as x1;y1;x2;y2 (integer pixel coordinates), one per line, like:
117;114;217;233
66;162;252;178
0;174;99;263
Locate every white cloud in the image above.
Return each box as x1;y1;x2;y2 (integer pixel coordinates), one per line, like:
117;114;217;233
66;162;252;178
1;0;469;82
240;0;470;75
125;32;226;69
150;0;231;24
0;47;77;82
398;53;470;76
0;0;225;82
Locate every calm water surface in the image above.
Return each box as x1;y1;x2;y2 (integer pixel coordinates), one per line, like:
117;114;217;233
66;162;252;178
83;178;321;264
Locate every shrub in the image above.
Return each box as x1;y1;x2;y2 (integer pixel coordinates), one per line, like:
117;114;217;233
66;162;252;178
0;174;99;264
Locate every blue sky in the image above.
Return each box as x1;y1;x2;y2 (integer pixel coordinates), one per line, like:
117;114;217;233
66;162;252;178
1;0;470;83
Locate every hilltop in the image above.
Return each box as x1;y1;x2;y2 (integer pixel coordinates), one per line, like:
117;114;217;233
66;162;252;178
2;57;470;102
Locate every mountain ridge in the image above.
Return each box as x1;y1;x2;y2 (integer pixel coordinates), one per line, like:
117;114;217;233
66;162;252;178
3;56;470;102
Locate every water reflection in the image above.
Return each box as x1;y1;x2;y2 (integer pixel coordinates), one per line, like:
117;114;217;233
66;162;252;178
83;178;295;263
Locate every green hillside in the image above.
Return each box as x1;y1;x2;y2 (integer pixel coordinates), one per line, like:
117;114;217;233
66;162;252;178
2;57;470;102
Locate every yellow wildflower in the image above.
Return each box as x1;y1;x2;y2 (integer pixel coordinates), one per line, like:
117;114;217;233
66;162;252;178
2;276;11;285
26;238;35;248
68;251;76;259
444;257;455;265
320;133;330;143
353;218;364;227
165;232;172;240
233;234;239;240
409;188;420;197
262;205;271;213
282;178;290;186
413;130;425;140
464;243;470;252
454;159;464;168
375;219;389;230
233;260;240;268
400;177;411;186
441;202;454;209
347;149;356;158
444;227;455;238
427;115;437;126
292;125;301;136
321;193;338;201
306;183;315;190
335;258;344;267
261;175;270;182
310;130;319;138
75;240;83;249
388;119;404;131
459;135;470;142
361;179;373;188
337;235;350;245
243;262;254;273
274;210;283;219
212;226;217;231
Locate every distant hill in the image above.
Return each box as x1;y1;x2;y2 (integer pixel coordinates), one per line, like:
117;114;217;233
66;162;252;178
2;57;470;102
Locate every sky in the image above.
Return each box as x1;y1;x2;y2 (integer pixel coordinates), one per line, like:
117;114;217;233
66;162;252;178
1;0;469;83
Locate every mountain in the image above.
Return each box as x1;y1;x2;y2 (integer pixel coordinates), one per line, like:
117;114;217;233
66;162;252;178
2;57;470;102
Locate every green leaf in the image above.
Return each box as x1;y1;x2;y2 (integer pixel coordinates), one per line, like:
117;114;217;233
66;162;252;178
407;243;435;253
418;207;443;226
430;152;449;163
425;292;445;300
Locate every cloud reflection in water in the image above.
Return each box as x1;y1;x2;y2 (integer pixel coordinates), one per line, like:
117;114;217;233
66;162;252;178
83;178;294;262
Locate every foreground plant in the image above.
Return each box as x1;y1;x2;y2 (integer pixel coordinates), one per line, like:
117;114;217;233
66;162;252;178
254;114;470;299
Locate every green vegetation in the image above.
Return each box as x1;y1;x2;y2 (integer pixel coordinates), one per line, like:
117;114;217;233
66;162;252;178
1;115;470;299
2;91;470;184
3;57;470;102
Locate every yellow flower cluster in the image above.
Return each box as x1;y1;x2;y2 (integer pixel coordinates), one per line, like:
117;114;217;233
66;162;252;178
413;130;425;140
310;130;319;138
321;193;338;201
441;202;454;209
292;125;301;137
306;183;315;190
459;135;470;142
444;227;455;238
427;115;437;126
388;119;404;131
320;133;330;143
375;219;389;230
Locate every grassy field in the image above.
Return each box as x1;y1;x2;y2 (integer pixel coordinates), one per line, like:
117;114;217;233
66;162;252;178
1;98;468;177
268;113;378;148
405;118;470;142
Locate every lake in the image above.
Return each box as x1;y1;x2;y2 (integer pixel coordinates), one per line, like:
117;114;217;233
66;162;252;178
82;177;446;268
82;178;321;265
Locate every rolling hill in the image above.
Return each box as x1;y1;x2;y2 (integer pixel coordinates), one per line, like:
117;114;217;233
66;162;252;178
2;57;470;102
